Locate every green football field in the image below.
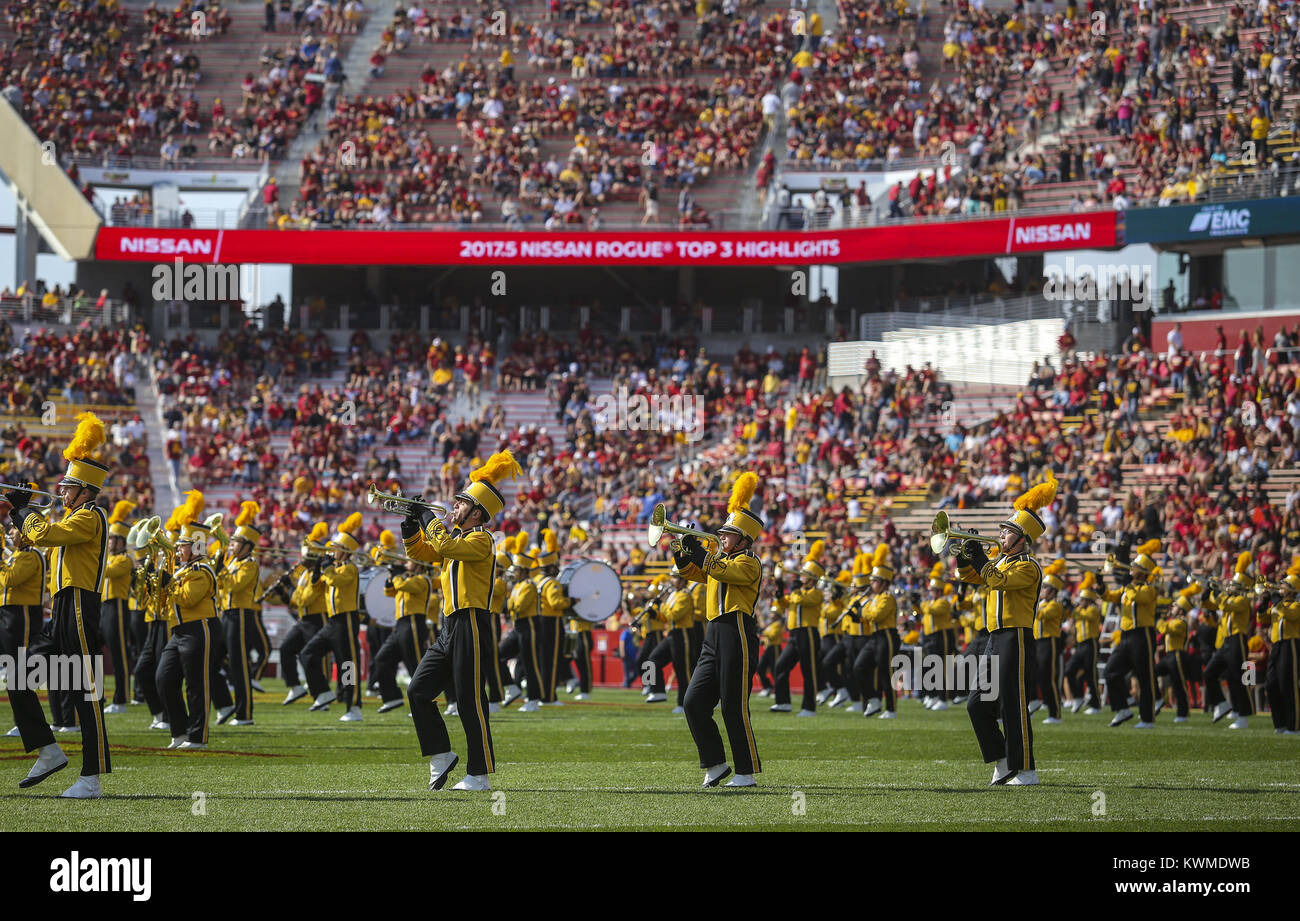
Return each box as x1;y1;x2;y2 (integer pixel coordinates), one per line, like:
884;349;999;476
2;683;1298;831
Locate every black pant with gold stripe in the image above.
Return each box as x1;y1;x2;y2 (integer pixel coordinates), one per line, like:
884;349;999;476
1154;649;1195;718
1204;633;1254;717
1266;637;1299;731
512;618;548;702
301;611;363;710
773;625;819;711
495;623;526;688
539;615;562;701
635;629;665;694
484;612;506;702
570;630;593;694
1033;636;1062;718
921;630;955;702
650;628;691;705
250;610;271;683
683;612;760;775
1064;638;1100;709
222;609;257;721
408;608;496;776
366;621;391;692
207;619;235;712
157;617;216;744
852;633;879;700
374;614;429;704
99;598;132;705
134;620;169;715
967;626;1034;773
282;612;327;691
1105;626;1157;721
872;627;901;712
2;604;56;751
755;642;778;690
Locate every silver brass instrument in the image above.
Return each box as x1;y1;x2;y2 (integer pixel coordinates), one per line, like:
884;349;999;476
774;562;843;593
0;481;58;508
367;484;448;520
929;511;1000;557
646;503;721;552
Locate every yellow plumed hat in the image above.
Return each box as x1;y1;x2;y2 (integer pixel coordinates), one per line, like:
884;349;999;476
537;527;560;567
1231;550;1255;591
234;499;262;544
1130;538;1161;574
870;541;894;582
1003;469;1057;542
175;490;209;548
108;499;136;538
458;450;524;520
380;529;397;548
59;412;110;490
852;551;872;587
1044;558;1066;590
331;511;363;552
1078;570;1098;600
801;538;826;578
511;531;535;570
719;471;762;541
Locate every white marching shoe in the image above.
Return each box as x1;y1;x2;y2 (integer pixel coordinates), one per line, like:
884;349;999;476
922;695;935;709
769;703;791;712
830;689;850;708
644;694;667;703
216;705;237;725
1084;707;1101;715
378;699;405;714
1173;716;1188;723
847;702;863;712
519;700;541;712
702;763;732;787
5;725;21;737
671;706;685;714
19;744;68;788
166;736;187;749
148;716;169;731
1041;716;1062;725
283;686;308;705
428;751;459;791
725;774;756;787
878;710;897;720
309;691;336;711
230;719;255;726
1211;701;1232;723
451;774;491;791
1069;699;1083;714
488;702;501;713
574;693;589;701
250;680;266;693
54;725;78;733
1109;708;1134;727
566;679;579;694
60;775;102;799
1006;770;1039;786
863;699;882;717
930;700;950;711
796;709;817;717
502;685;522;707
816;689;833;705
543;700;566;707
1228;717;1249;730
1026;700;1043;714
103;703;126;714
338;707;363;722
990;758;1013;785
444;702;459;717
757;688;773;697
177;741;207;750
1134;721;1156;729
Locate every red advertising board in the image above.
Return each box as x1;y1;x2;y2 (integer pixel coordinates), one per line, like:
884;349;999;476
94;211;1116;266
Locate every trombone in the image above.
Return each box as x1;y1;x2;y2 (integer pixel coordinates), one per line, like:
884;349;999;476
0;481;58;508
646;503;721;552
929;511;1000;557
372;545;438;571
367;484;448;520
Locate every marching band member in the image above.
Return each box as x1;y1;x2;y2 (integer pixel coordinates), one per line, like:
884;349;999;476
1;413;113;797
364;532;400;699
1030;560;1067;724
771;541;825;716
567;602;595;701
100;500;136;713
403;451;522;792
374;552;433;713
1265;571;1300;734
1;525;48;737
954;584;985;705
134;528;170;730
485;538;511;710
248;576;272;694
499;533;536;708
818;571;853;707
303;513;365;721
919;563;955;711
217;501;263;726
855;543;900;719
958;470;1055;786
155;494;220;751
837;554;873;712
851;548;886;714
755;608;784;697
279;523;330;705
534;529;573;705
1101;539;1162;729
1201;553;1256;729
674;471;763;788
650;571;696;713
1063;573;1103;713
1155;591;1197;723
634;575;669;703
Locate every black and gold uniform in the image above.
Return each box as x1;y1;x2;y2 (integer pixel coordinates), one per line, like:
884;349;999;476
853;543;901;717
373;560;433;709
1200;553;1256;721
485;541;510;703
835;556;874;709
1064;574;1102;711
301;513;364;716
503;534;546;708
1101;540;1163;726
1032;561;1068;721
218;502;263;723
634;578;669;700
919;562;956;708
100;500;136;708
133;541;171;724
771;541;825;714
674;472;763;784
649;575;697;709
532;528;571;703
958;472;1055;783
155;502;221;748
280;523;330;700
816;573;854;706
0;529;49;728
403;452;521;787
566;608;595;698
755;610;784;693
1265;574;1300;733
1154;596;1196;720
6;415;113;789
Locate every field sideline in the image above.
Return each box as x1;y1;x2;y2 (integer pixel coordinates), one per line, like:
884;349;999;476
2;684;1297;831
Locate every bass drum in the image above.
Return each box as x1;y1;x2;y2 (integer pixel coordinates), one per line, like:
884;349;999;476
359;566;396;627
558;559;622;624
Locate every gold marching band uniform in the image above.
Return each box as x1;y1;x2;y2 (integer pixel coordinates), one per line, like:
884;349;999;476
100;501;135;712
301;513;364;719
372;531;433;713
216;501;264;725
770;541;824;714
505;533;547;710
279;522;331;704
919;562;956;711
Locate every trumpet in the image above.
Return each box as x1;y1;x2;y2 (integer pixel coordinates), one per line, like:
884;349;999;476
0;481;58;508
372;545;438;570
928;511;1000;557
646;503;721;552
774;562;843;593
367;484;447;520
